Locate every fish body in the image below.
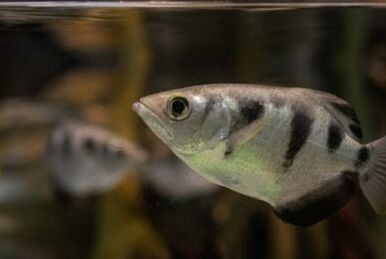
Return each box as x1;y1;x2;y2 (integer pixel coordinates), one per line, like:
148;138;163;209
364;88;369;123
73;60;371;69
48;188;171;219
46;119;147;197
133;84;386;226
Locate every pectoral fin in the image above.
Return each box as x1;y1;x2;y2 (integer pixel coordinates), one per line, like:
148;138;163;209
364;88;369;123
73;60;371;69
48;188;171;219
223;115;268;157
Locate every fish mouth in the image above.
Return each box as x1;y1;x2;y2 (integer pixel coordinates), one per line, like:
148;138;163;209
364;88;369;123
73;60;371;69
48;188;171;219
132;100;173;141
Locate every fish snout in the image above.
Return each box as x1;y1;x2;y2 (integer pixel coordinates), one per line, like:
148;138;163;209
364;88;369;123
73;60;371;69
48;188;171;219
132;101;142;113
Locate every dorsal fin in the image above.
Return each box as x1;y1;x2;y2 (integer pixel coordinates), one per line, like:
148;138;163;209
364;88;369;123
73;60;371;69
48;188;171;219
324;101;362;141
309;90;363;141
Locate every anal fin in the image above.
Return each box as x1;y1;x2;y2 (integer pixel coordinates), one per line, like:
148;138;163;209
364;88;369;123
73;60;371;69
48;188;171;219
274;173;355;226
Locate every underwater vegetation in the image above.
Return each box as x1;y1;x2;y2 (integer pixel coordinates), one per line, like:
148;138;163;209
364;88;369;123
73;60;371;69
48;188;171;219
0;4;385;259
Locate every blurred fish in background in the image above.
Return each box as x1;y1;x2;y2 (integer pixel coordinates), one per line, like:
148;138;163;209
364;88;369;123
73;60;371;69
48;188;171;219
46;119;147;198
0;99;148;202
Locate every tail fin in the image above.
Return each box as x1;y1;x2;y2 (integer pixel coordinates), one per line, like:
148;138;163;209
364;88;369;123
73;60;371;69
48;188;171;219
359;136;386;214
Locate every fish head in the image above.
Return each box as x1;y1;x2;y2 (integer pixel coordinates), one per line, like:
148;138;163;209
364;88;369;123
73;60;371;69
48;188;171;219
133;86;233;156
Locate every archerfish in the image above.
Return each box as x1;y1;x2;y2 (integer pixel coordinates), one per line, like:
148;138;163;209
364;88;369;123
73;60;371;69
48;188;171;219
133;84;386;226
46;119;147;197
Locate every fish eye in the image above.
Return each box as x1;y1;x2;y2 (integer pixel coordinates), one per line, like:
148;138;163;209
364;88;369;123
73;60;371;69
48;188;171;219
167;96;191;120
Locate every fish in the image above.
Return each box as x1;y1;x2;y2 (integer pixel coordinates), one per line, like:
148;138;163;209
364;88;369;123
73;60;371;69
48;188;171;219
46;119;147;197
133;83;386;226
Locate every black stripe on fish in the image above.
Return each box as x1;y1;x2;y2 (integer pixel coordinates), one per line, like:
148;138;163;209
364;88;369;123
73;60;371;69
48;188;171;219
83;138;96;153
274;172;355;226
239;99;264;124
349;124;363;140
113;148;126;158
327;122;343;153
330;102;360;125
355;147;370;168
283;110;313;168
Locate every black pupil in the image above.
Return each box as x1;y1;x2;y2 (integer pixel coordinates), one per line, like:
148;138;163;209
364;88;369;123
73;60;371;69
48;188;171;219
172;99;186;115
